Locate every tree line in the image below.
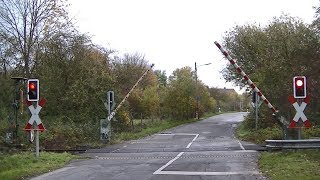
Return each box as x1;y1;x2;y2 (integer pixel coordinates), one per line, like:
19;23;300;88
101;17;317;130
0;0;241;148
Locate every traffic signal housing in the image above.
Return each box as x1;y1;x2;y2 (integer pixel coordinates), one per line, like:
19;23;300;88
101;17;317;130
252;91;257;103
107;91;115;112
293;76;306;98
27;79;39;101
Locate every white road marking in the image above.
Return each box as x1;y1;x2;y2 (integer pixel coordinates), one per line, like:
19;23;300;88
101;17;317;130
154;170;260;176
186;142;193;148
153;133;257;176
153;152;184;174
238;140;245;150
153;150;260;175
156;133;199;149
186;134;199;148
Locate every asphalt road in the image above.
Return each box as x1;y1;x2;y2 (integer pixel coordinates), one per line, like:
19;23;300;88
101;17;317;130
32;112;267;180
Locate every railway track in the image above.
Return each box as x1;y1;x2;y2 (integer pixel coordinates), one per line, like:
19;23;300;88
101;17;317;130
41;149;87;154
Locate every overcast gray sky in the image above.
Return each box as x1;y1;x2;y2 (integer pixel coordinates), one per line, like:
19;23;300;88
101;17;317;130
68;0;318;92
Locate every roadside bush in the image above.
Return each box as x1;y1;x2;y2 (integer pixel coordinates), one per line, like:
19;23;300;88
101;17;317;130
40;116;100;149
237;113;282;144
304;126;320;139
113;109;131;133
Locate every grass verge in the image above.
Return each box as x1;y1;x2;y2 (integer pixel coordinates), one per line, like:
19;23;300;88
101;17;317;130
236;122;282;144
259;150;320;180
236;114;320;179
0;151;79;180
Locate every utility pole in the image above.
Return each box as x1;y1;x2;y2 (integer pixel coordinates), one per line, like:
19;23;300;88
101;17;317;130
194;62;212;119
254;92;258;130
195;62;199;119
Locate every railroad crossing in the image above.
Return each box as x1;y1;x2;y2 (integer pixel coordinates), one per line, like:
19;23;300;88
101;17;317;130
32;112;267;180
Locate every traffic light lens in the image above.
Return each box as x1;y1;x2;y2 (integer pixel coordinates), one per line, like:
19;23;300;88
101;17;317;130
296;80;303;87
29;83;36;90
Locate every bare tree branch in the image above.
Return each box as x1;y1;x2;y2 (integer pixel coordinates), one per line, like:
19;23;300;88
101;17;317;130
0;0;71;77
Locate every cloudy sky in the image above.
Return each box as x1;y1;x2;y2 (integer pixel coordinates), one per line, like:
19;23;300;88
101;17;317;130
68;0;319;92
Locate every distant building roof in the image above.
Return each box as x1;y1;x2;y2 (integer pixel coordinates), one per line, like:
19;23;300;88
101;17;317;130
215;87;237;94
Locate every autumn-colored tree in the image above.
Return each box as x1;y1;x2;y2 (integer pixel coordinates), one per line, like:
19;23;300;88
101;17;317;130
142;86;160;119
35;32;113;122
112;53;159;120
209;88;238;112
163;67;196;119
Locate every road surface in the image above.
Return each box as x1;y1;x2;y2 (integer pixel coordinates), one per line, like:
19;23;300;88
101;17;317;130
32;112;267;180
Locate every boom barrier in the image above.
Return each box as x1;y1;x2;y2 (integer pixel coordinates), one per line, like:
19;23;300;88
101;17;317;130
214;42;278;115
106;64;155;121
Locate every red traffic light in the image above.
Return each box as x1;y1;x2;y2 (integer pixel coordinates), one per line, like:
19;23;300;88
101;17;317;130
27;79;39;101
293;76;306;98
295;79;304;87
29;83;36;90
296;78;304;87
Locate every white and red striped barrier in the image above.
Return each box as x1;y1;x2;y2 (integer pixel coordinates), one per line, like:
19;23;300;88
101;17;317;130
24;98;46;132
106;64;154;122
288;95;311;128
214;41;278;114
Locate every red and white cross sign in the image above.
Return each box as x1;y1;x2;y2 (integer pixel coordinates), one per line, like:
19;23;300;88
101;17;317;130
288;95;311;128
24;98;46;132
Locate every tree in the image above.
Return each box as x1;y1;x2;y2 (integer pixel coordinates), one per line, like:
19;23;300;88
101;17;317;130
197;84;216;114
164;67;196;119
154;70;167;86
35;32;113;122
312;3;320;33
209;87;238;112
111;53;159;123
0;0;70;77
112;53;150;93
222;15;320;126
0;40;14;77
141;86;160;119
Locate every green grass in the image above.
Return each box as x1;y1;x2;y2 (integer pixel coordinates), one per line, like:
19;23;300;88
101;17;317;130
202;111;220;118
260;150;320;180
236;116;320;180
0;151;79;180
236;123;282;144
